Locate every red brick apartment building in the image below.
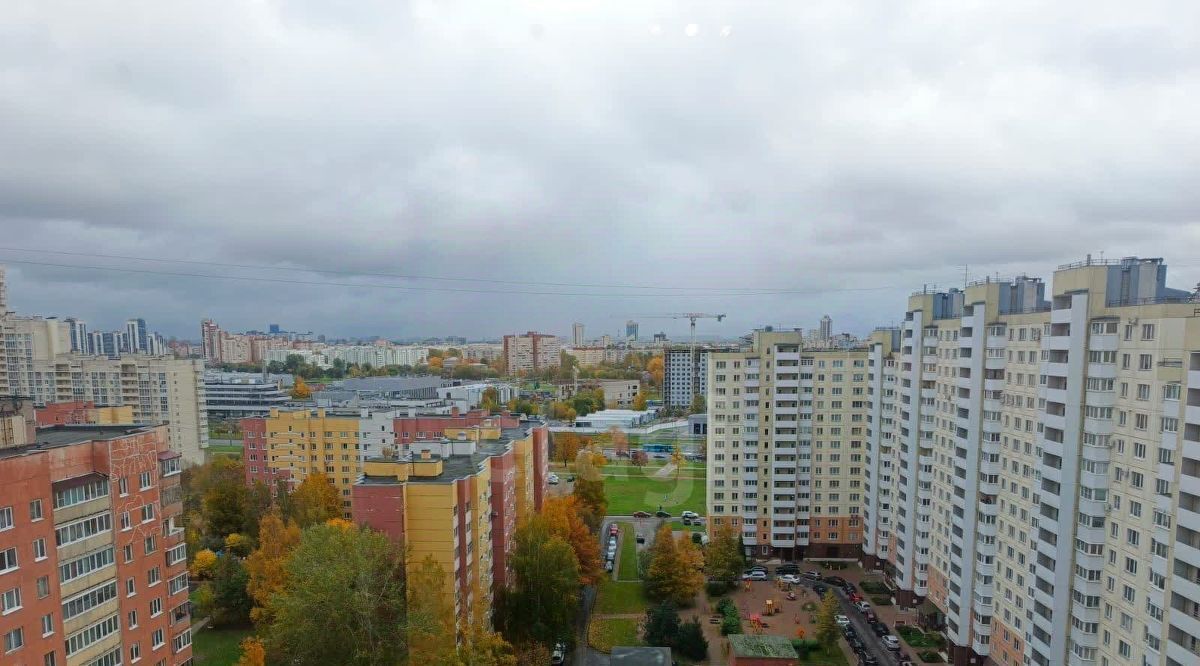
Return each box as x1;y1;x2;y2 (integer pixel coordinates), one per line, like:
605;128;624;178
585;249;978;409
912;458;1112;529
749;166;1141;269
0;422;192;666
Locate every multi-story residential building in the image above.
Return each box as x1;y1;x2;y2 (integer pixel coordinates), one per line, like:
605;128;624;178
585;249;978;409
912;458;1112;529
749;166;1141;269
321;345;429;368
0;421;191;666
857;256;1200;666
241;407;407;516
352;417;549;632
556;379;641;408
502;332;561;374
436;383;517;413
665;345;736;409
0;311;208;465
65;318;89;355
35;401;135;427
705;330;871;559
564;346;631;367
572;323;585;347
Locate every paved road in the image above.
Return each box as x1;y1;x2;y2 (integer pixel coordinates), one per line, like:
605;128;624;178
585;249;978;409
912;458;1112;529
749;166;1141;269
772;570;901;666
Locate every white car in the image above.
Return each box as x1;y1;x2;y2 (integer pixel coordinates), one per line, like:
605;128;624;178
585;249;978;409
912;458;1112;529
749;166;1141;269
742;570;768;581
681;510;699;519
854;600;871;613
835;615;851;627
881;635;900;650
548;474;560;485
779;574;802;584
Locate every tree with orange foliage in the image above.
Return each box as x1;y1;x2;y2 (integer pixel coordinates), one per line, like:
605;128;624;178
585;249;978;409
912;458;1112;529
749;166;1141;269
245;509;302;625
235;637;266;666
288;471;342;527
428;356;444;370
290;376;312;400
553;431;583;467
542;496;603;585
646;356;664;387
609;426;630;458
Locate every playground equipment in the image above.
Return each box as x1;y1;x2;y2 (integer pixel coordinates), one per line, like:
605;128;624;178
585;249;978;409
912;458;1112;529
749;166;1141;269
750;614;764;634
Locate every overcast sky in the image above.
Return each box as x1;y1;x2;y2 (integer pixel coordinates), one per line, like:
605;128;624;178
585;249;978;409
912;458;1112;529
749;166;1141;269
2;1;1198;341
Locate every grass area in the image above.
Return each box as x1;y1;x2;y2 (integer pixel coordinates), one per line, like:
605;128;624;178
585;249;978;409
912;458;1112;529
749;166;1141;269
595;579;649;614
668;519;705;533
797;643;850;666
192;627;252;665
588;617;642;653
604;475;706;516
206;444;243;454
896;625;945;648
618;522;640;581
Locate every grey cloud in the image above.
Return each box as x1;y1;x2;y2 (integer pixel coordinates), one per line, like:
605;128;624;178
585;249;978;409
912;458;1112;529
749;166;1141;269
2;0;1199;340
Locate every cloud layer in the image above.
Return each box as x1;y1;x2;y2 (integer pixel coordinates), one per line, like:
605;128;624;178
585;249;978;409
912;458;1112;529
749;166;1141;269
3;1;1198;340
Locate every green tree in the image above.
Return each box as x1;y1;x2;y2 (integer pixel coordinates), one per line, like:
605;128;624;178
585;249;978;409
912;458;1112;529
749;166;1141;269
572;475;607;532
406;556;458;664
644;524;704;606
288;472;342;527
498;517;580;648
481;386;501;413
644;602;681;648
688;393;705;415
675;617;709;660
704;523;744;586
202;466;250;541
198;554;252;627
632;391;648;411
816;590;840;646
264;523;408;665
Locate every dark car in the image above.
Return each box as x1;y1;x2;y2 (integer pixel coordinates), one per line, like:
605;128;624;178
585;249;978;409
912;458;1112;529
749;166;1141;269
846;637;864;652
567;475;576;482
842;624;857;638
870;622;889;637
655;510;671;518
824;576;847;586
813;584;828;596
632;511;651;518
776;564;800;575
858;657;878;666
842;581;857;593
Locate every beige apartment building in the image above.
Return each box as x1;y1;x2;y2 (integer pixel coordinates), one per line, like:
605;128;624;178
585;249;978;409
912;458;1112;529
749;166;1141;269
706;329;871;559
860;257;1200;666
0;310;208;465
502;331;561;374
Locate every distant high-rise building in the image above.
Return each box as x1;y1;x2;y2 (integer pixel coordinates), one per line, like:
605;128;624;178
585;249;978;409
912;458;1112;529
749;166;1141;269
268;323;281;334
65;316;89;353
652;332;668;343
126;317;148;353
601;334;612;348
90;330;124;358
819;314;832;341
201;319;223;363
572;322;585;347
663;345;734;408
502;331;562;374
0;265;7;313
626;319;639;341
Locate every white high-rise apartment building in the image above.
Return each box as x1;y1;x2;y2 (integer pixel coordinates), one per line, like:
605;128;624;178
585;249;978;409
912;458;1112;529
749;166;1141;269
706;330;871;559
858;257;1200;666
573;322;585;347
0;270;209;464
665;345;737;409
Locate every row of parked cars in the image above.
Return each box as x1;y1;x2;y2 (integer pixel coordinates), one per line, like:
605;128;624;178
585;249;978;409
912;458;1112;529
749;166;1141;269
604;523;620;572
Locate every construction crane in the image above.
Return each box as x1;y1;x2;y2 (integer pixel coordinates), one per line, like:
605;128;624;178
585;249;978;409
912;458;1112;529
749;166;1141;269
637;313;726;406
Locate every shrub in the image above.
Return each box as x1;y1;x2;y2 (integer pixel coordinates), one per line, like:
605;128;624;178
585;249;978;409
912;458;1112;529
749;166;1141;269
720;615;743;636
716;598;737;616
871;596;893;606
791;638;819;657
691;532;703;545
859;581;891;594
919;651;944;663
706;581;730;597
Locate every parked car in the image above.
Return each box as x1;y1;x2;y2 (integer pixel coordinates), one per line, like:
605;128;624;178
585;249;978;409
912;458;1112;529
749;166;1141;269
779;574;802;584
824;576;847;586
551;642;566;665
802;570;821;579
854;600;871;613
835;615;851;627
632;511;651;518
681;516;695;525
655;510;671;518
604;560;613;572
858;656;878;666
813;584;828;596
609;524;620;536
881;636;901;650
776;564;800;575
548;474;560;485
847;637;864;652
681;510;699;519
748;565;768;573
742;570;768;581
636;534;645;544
567;475;576;482
848;592;864;603
652;454;667;459
870;622;889;637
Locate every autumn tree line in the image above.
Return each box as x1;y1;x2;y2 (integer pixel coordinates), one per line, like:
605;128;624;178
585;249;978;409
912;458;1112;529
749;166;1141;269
181;451;615;665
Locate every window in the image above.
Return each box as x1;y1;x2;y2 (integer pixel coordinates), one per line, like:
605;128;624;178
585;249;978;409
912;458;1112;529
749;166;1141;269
33;538;46;561
139;471;152;490
126;578;136;597
36;577;49;599
62;581;118;621
172;629;192;654
129;642;140;662
150;598;162;617
29;500;43;521
43;650;56;666
54;479;109;509
152;628;164;648
143;536;156;555
140;504;155;523
41;613;53;636
127;610;138;629
1141;324;1155;340
123;545;133;563
59;547;115;584
120;512;130;531
147;567;160;586
4;627;23;653
2;587;22;614
1139;354;1153;370
118;477;128;496
55;513;113;547
0;547;17;573
0;507;12;531
66;614;119;656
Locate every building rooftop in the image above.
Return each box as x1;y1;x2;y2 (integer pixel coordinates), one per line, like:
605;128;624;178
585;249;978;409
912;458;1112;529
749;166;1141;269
359;425;535;485
727;634;798;659
610;647;672;666
2;424;153;459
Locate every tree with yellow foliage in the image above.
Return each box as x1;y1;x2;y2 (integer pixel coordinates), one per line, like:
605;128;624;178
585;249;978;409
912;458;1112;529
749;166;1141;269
644;524;704;606
542;496;603;585
406;556;459;665
245;509;302;625
646;356;664;387
235;637;266;666
290;375;312;400
633;391;648;411
288;472;342;528
190;548;218;579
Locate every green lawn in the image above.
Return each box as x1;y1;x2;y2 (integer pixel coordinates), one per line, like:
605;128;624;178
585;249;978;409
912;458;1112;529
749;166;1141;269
618;522;640;581
896;625;945;648
668;519;705;533
602;471;706;516
595;579;649;614
206;444;243;454
588;617;642;653
192;627;252;665
799;643;850;666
